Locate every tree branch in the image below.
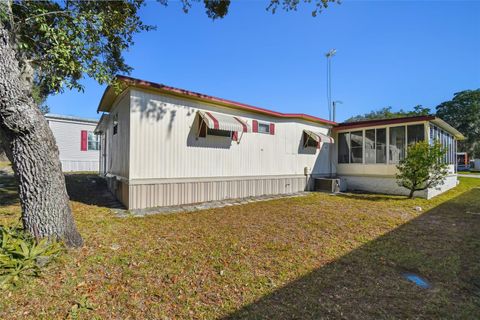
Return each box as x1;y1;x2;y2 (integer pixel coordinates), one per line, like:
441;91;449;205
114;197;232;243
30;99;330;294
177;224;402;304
24;10;72;23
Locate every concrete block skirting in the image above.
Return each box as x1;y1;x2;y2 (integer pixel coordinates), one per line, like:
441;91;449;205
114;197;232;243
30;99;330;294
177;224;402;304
339;174;458;199
106;175;312;210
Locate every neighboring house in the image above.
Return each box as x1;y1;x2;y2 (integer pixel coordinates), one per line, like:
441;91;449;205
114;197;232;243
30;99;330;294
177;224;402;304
95;76;464;209
474;159;480;171
456;152;469;171
45;114;100;172
334;116;464;199
94;76;336;209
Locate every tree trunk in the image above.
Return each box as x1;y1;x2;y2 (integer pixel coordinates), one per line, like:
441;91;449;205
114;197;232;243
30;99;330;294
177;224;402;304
408;189;415;199
0;22;82;247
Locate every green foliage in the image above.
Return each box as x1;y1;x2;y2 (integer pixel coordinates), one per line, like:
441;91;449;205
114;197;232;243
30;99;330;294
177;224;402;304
267;0;338;17
436;89;480;157
346;105;431;123
396;141;449;198
31;84;50;114
67;295;96;320
10;1;154;96
0;225;62;289
3;0;339;97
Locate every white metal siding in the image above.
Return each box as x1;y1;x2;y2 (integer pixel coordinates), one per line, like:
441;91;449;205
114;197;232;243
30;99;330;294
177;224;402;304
47;119;99;172
101;92;130;179
129;89;334;180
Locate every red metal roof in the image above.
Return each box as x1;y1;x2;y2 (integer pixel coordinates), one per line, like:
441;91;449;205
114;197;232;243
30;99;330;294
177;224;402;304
333;115;436;131
98;75;337;126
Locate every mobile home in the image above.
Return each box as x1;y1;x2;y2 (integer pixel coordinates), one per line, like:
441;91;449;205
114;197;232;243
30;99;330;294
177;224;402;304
46;114;99;172
95;76;336;209
95;76;465;209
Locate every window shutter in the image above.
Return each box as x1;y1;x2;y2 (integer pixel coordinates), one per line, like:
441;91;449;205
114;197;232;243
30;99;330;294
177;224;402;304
269;123;275;135
81;130;88;151
252;120;258;133
232;131;238;142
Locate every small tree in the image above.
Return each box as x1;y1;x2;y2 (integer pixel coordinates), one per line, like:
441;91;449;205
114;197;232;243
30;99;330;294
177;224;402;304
396;141;448;199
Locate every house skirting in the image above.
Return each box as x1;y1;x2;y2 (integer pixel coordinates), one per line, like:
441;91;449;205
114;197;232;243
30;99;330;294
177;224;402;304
61;160;99;172
106;175;312;210
339;174;458;199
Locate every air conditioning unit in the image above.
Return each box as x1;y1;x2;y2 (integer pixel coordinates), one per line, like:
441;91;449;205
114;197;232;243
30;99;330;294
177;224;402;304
313;178;346;193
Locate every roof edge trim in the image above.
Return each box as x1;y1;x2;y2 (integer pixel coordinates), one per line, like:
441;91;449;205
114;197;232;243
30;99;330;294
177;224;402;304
97;75;336;126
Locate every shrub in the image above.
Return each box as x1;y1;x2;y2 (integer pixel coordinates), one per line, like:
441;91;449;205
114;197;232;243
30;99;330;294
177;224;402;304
0;225;62;289
396;141;449;199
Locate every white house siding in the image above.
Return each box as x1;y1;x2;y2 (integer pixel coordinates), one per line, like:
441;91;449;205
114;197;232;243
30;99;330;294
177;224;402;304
101;88;334;209
426;173;458;199
129;89;333;179
99;92;131;179
46;116;99;172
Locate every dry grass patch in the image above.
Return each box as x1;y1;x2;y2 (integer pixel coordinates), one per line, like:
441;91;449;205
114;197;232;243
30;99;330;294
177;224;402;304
0;175;479;319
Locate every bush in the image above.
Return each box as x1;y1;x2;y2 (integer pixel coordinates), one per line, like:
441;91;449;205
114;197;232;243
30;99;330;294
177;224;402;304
396;141;449;199
0;225;62;289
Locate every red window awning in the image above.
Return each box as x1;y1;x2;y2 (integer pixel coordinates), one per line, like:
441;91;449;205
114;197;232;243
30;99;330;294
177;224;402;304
197;111;250;133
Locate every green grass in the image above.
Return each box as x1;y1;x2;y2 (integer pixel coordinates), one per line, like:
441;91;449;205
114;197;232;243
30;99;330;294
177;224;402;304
458;171;480;175
0;161;11;169
0;175;479;319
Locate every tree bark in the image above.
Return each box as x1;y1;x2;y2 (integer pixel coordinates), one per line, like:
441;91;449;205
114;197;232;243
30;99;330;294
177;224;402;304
0;22;82;247
408;189;415;199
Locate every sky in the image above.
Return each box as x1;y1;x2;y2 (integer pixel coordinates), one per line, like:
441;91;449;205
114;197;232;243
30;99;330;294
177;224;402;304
46;0;480;123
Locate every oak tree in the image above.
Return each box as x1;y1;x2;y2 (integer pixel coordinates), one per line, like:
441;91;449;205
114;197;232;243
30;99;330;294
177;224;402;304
436;89;480;158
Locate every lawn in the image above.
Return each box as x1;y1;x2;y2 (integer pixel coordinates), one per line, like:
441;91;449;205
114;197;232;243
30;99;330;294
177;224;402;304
459;171;480;175
1;174;479;319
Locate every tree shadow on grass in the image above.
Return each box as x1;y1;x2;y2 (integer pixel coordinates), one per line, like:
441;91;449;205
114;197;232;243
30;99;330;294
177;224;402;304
223;188;480;319
65;174;124;209
0;173;124;209
0;174;19;206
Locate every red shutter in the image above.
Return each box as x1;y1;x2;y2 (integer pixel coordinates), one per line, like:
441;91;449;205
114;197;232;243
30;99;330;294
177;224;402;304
81;130;88;151
232;131;238;141
252;120;258;133
269;123;275;135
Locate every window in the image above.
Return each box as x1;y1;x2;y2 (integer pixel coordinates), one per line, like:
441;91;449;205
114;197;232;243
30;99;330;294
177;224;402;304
338;132;350;164
207;128;232;137
303;132;318;148
430;123;456;165
350;131;363;163
376;128;387;164
258;122;270;134
88;132;100;150
113;114;118;135
365;129;375;164
389;126;405;163
407;124;425;145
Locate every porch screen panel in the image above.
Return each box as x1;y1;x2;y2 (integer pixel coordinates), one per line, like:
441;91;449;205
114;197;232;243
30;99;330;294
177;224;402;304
407;124;425;145
350;131;363;163
376;128;387;164
338;132;350;163
389;126;405;163
448;134;454;164
365;129;375;164
430;123;435;145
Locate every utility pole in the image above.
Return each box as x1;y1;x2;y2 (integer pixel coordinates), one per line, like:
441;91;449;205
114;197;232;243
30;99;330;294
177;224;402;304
325;49;336;121
332;100;343;123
